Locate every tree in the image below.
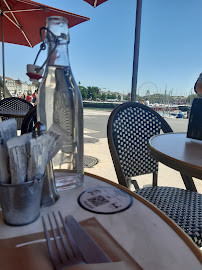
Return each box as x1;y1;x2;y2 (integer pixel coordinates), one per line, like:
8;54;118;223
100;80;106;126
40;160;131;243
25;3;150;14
87;86;100;100
79;86;88;100
101;93;106;101
106;93;116;100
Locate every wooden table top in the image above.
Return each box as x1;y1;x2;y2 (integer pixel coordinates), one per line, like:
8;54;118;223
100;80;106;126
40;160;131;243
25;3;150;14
0;172;201;269
148;132;202;180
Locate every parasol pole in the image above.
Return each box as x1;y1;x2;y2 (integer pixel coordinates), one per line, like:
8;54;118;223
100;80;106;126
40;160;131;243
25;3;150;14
131;0;142;101
1;0;5;100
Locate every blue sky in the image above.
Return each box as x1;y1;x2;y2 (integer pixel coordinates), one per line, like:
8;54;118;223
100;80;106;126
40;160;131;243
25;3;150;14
1;0;202;97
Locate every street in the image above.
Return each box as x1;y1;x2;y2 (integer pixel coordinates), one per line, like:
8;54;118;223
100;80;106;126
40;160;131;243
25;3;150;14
84;108;189;139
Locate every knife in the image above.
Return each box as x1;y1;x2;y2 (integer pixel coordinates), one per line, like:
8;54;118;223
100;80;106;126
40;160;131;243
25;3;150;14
65;215;111;264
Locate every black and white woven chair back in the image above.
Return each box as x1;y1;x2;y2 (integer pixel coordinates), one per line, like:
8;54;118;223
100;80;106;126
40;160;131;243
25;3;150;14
0;97;33;129
108;102;173;187
112;106;161;179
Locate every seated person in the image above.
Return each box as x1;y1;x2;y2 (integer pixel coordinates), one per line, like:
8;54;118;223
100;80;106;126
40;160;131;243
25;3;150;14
194;73;202;96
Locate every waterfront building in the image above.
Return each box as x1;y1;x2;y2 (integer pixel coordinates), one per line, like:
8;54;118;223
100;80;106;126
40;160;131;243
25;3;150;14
2;77;16;95
1;77;37;96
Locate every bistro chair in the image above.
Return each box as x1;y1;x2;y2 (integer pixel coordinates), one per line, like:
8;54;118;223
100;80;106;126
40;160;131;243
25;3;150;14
21;105;37;134
0;97;33;130
107;101;202;247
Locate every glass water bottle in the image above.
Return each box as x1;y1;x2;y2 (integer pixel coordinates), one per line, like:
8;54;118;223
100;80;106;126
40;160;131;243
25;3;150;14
37;16;84;189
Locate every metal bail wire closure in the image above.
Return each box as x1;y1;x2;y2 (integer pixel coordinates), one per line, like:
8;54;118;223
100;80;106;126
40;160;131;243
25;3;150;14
34;27;59;72
26;27;59;81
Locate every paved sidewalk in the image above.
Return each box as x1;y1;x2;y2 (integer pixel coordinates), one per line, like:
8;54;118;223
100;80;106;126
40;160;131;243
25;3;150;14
83;109;202;193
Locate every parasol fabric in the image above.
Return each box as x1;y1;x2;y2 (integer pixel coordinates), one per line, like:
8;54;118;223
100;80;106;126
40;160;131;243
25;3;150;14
83;0;108;8
0;0;90;47
0;0;90;98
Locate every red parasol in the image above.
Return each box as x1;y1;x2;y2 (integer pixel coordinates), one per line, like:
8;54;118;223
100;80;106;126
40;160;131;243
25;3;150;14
83;0;108;8
0;0;90;97
0;0;90;47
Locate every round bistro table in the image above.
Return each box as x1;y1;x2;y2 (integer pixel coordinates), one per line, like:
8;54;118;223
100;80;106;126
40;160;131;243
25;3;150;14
0;172;201;270
148;132;202;192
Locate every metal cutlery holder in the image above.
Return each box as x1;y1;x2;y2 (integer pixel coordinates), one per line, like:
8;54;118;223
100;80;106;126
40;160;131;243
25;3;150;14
0;177;44;226
32;122;60;208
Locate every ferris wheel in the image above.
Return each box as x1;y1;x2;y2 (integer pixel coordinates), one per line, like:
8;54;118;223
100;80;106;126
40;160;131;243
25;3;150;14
138;81;159;98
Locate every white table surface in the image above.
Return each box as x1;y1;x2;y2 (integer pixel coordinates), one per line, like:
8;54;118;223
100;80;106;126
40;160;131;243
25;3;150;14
0;173;201;270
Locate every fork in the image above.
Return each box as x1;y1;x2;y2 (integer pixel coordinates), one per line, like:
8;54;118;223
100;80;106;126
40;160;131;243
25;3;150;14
42;211;86;270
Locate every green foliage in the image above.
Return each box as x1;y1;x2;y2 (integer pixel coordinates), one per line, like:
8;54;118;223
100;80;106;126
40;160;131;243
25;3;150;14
101;93;106;101
107;93;116;99
79;85;102;101
79;86;88;99
78;83;132;101
78;84;193;104
87;86;99;100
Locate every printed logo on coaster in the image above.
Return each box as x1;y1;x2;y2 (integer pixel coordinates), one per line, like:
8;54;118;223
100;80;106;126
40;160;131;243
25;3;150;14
78;186;133;214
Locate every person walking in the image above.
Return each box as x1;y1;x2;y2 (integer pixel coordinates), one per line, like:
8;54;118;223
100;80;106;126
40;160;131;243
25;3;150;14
26;92;32;103
144;98;150;106
34;88;38;105
32;91;36;104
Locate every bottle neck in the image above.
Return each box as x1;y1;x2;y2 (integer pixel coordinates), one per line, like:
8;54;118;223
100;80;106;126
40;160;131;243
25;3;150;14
47;40;70;67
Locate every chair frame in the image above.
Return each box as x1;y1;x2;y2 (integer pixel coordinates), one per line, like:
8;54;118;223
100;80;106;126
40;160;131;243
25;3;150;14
107;101;173;188
21;106;37;135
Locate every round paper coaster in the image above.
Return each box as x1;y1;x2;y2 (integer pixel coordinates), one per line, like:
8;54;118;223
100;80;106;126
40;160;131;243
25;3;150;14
78;186;133;214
